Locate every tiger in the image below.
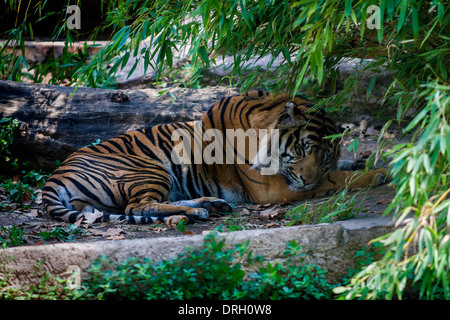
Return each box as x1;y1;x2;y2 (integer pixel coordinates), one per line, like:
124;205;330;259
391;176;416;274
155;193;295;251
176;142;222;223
42;91;388;224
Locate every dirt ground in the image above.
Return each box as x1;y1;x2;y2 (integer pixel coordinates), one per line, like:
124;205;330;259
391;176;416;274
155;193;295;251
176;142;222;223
0;123;401;246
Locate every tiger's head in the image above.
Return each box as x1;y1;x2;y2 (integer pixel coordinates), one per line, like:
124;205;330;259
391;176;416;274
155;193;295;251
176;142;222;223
252;97;340;191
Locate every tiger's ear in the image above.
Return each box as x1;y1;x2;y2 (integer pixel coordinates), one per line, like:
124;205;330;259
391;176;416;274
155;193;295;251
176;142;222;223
278;102;306;128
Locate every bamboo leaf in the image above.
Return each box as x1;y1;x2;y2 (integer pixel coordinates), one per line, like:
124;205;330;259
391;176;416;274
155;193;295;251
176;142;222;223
108;58;121;76
345;0;352;18
420;20;439;48
409;175;416;196
165;45;173;67
377;0;386;43
347;139;359;153
411;6;419;39
422;153;431;174
386;0;394;19
397;0;408;32
437;3;444;24
121;52;130;70
294;55;311;93
447;206;450;228
19;55;28;70
405;108;429;132
199;45;210;68
117;26;131;51
28;22;33;39
127;58;139;79
366;75;377;101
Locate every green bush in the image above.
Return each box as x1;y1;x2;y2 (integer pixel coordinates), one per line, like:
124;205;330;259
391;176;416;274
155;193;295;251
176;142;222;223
73;233;334;300
0;117;20;171
0;225;26;247
0;177;35;207
0;117;51;208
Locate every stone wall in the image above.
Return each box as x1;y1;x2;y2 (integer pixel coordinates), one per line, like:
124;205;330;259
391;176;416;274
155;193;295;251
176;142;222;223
0;216;396;288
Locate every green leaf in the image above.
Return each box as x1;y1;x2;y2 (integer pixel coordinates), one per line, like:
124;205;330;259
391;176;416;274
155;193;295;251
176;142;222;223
28;22;34;39
405;108;429;132
165;45;173;67
439;135;447;156
366;75;377;101
203;0;212;31
142;20;150;39
108;58;122;76
127;58;139;79
397;0;408;32
447;206;450;228
347;139;359;153
313;47;324;83
411;6;419;39
143;50;150;75
120;52;130;70
409;175;416;196
420;20;439;48
294;55;311;93
345;0;352;18
19;55;28;70
437;3;444;24
422;153;431;174
386;0;394;19
117;26;131;51
199;46;210;68
377;0;385;43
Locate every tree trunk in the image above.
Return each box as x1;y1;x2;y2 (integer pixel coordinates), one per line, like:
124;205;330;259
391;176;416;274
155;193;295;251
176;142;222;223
0;80;238;171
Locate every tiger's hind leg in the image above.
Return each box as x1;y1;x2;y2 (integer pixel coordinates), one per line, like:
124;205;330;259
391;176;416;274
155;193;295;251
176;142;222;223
123;198;211;224
121;197;234;224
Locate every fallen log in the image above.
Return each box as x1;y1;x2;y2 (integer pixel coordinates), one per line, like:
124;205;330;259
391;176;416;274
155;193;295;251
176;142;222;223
0;80;238;171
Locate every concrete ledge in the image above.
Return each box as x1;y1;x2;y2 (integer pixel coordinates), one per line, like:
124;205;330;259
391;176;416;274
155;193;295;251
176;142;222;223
0;216;397;288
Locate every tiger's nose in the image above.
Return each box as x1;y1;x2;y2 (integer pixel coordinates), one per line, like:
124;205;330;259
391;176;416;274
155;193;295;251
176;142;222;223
303;178;311;185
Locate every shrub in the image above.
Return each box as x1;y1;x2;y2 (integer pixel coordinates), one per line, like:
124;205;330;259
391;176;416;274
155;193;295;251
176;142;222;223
74;233;334;300
0;118;20;171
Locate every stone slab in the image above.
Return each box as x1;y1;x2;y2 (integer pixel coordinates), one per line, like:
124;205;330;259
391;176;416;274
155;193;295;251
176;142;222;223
0;216;397;288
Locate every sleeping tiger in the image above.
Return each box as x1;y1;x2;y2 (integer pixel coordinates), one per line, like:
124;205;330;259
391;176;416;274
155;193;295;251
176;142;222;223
42;91;388;224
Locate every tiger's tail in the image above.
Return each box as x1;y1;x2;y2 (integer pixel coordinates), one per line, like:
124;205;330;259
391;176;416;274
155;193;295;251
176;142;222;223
42;184;161;225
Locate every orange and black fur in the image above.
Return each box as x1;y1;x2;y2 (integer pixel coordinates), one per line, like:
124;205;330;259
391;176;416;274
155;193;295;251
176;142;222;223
43;91;388;224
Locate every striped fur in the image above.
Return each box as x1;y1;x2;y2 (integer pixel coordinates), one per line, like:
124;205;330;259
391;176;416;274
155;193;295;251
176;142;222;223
43;91;387;224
